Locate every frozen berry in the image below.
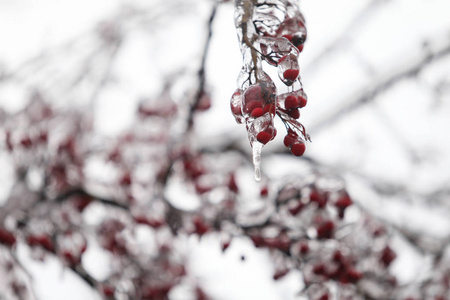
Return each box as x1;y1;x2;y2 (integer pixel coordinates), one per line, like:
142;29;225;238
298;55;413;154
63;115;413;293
285;95;300;109
291;143;306;156
257;131;273;144
298;96;307;108
283;132;297;148
251;107;264;118
283;69;299;81
288;108;300;119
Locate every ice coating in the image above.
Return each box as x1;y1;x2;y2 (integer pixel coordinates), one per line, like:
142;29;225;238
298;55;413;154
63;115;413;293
278;53;300;86
232;0;310;181
259;37;298;66
252;141;263;181
230;88;245;124
247;111;275;181
246;109;274;144
253;12;281;37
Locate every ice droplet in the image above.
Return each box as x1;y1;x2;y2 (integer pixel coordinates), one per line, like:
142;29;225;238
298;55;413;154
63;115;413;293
252;142;263;181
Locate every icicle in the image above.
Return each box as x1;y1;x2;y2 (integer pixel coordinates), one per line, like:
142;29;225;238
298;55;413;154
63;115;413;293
252;142;263;181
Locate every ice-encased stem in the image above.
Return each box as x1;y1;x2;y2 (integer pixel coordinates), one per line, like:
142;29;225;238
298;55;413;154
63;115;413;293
252;141;263;181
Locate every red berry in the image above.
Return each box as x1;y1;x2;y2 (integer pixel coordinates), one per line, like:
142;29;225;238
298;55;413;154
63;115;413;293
346;267;362;283
120;172;132;185
134;216;164;229
288;108;300;119
292;34;306;48
273;269;289;280
288;200;303;215
285;95;300;109
228;173;239;193
298;96;307;108
20;137;33;148
0;228;16;247
257;131;272;144
101;285;115;297
243;100;263;115
251;107;264;118
335;194;352;209
260;185;269;197
27;234;55;252
250;234;265;248
72;195;92;212
283;132;297;148
332;250;344;263
193;216;209;236
299;242;309;255
380;246;396;267
196;93;211;111
335;193;353;218
319;294;329;300
291;142;305;156
310;189;327;208
313;263;326;275
317;221;334;239
283;69;299;81
221;241;231;252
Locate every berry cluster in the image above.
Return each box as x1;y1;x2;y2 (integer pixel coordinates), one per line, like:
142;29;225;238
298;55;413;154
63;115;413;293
232;0;310;180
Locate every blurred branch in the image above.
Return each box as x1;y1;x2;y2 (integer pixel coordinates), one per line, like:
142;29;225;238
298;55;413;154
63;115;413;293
310;36;450;134
159;2;218;195
304;0;388;77
52;188;129;210
187;1;218;130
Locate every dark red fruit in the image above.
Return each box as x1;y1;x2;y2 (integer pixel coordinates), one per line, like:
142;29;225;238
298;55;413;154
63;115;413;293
101;284;115;297
313;263;326;275
380;246;396;267
134;216;165;229
292;34;306;48
27;234;55;252
193;216;209;236
298;96;307;108
273;269;289;280
283;132;297;148
346;268;362;283
317;221;334;239
288;108;300;119
257;131;273;144
260;185;269;197
243;100;263;115
228;173;239;193
285;95;300;109
299;242;309;255
310;189;327;208
288;200;303;215
283;69;299;81
0;228;16;247
335;194;352;209
120;172;132;186
251;107;264;118
291;142;305;156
